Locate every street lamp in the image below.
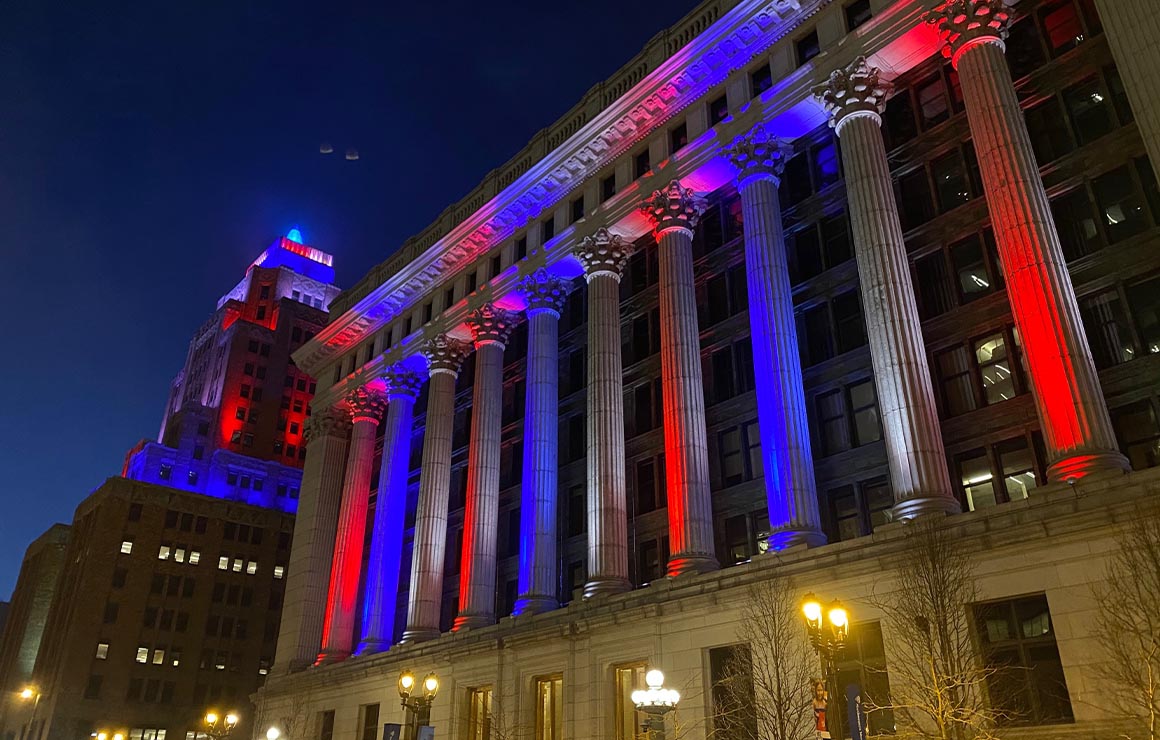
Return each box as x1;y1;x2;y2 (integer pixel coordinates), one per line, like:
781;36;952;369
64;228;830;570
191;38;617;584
802;594;851;740
19;686;41;740
631;669;680;740
203;711;240;740
265;728;281;740
398;670;439;740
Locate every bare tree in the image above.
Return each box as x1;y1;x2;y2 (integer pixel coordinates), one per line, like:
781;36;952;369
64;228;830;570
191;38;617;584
868;519;1004;740
255;685;317;740
715;575;817;740
1091;510;1160;740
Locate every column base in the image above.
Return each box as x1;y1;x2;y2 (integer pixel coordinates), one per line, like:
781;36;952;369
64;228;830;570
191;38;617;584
354;640;389;656
399;627;440;644
667;553;719;578
512;595;559;616
891;494;962;522
583;577;632;600
766;528;827;551
315;649;350;666
1047;450;1130;484
452;613;494;632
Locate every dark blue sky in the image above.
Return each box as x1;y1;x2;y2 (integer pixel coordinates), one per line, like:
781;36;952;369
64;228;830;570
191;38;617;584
0;0;701;597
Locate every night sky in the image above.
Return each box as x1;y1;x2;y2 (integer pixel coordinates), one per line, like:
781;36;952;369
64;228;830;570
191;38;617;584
0;0;703;598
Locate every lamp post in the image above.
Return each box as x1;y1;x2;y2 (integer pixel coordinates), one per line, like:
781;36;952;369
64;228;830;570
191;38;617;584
19;686;41;740
802;594;850;740
203;711;240;740
398;670;439;740
265;728;281;740
631;669;680;740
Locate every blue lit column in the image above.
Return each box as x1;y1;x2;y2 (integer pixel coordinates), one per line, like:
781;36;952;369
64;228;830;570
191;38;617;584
513;269;568;616
724;124;826;549
357;365;422;654
402;336;469;644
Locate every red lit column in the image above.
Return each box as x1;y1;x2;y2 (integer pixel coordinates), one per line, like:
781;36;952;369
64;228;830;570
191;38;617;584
573;228;634;598
402;335;469;643
271;408;349;674
929;1;1129;481
724;124;826;548
455;304;518;630
641;180;719;577
813;58;959;518
513;270;568;615
318;387;386;663
357;365;422;654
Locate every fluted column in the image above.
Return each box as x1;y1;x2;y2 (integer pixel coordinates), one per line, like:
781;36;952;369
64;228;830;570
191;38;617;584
641;181;719;576
1093;0;1160;179
455;304;518;630
724;125;826;549
928;1;1129;481
402;336;469;643
318;386;386;663
813;59;959;519
513;270;569;615
357;365;423;654
573;228;634;598
272;408;349;674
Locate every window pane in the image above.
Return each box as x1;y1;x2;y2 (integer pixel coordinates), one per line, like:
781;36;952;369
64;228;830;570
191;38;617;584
1025;97;1073;166
957;448;996;511
997;437;1037;501
863;479;893;531
831;486;861;541
1051;188;1103;260
813;142;840;191
1127;276;1160;355
816;390;849;456
975;333;1015;405
931;150;971;212
1079;290;1137;368
938;347;976;416
1111;400;1160;469
950;235;994;302
801;304;834;366
916;251;954;319
1006;16;1046;80
821;213;852;267
897;168;934;230
720;428;744;487
849;380;881;446
916;75;950;129
1063;77;1114;145
882;91;918;150
781;153;813;208
788;226;823;283
1093;165;1148;244
833;291;867;353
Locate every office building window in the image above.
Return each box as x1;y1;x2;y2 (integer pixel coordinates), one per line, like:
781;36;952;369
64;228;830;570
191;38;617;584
614;663;648;740
535;676;563;740
318;711;335;740
467;687;492;740
95;642;109;660
1111;399;1160;470
709;644;756;740
954;435;1044;511
834;621;894;734
359;704;379;740
121;539;134;555
827;477;893;542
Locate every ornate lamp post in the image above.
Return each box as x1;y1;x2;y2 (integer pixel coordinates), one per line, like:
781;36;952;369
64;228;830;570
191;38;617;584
398;670;439;740
203;711;239;740
631;669;680;740
802;594;850;739
19;686;41;740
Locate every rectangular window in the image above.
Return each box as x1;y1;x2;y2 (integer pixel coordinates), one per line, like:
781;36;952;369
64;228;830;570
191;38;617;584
931;149;971;212
709;644;756;740
709;94;729;126
1111;400;1160;469
96;642;109;660
848;379;881;446
1051;187;1102;261
835;621;894;734
916;74;950;130
614;663;648;740
845;0;872;30
541;216;556;245
1093;165;1149;244
467;687;492;740
1063;76;1114;145
750;63;773;97
318;711;335;740
1127;276;1160;355
1080;290;1136;369
570;196;584;224
669;122;688;154
975;333;1015;405
601;174;616;201
1025;97;1074;166
975;594;1073;724
359;704;380;740
1039;0;1085;57
795;29;820;66
535;676;563;740
816;389;849;457
136;646;149;664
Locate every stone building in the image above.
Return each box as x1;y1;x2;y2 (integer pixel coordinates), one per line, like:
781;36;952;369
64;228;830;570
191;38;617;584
259;0;1160;738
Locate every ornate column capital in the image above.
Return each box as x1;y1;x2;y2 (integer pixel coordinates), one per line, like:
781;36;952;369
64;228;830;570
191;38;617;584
573;227;634;282
421;335;471;378
811;56;892;135
384;363;423;401
640;180;706;238
926;0;1011;68
343;386;387;424
517;269;569;317
303;406;351;442
723;123;794;189
466;303;519;348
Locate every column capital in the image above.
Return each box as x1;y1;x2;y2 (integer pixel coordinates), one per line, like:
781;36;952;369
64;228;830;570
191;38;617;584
640;180;705;238
516;269;569;317
812;56;892;135
926;0;1011;68
467;303;519;348
421;335;471;377
303;407;351;442
723;123;794;189
573;227;634;282
384;363;423;401
343;386;387;424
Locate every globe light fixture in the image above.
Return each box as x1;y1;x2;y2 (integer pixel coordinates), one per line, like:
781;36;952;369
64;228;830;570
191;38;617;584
266;728;281;740
801;594;853;740
632;668;680;739
203;710;240;740
398;670;439;740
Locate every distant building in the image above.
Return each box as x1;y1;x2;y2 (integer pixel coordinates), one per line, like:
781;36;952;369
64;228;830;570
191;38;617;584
11;230;339;740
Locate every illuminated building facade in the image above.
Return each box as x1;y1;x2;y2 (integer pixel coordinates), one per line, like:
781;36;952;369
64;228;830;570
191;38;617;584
261;0;1160;737
7;233;339;740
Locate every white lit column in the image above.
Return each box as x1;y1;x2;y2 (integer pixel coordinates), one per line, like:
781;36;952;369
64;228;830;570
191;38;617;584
724;125;826;548
813;58;959;519
318;387;386;663
573;228;634;598
1092;0;1160;178
272;407;349;674
455;304;518;630
640;181;719;577
357;365;422;654
402;336;469;644
513;270;568;615
929;1;1129;481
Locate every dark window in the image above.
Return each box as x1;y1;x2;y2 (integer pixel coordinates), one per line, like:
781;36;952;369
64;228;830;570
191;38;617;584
931;149;971;213
127;503;142;522
567;485;586;537
799;304;834;366
541;217;555;245
570;196;584;224
780;152;812;208
882;90;918;150
848;379;881;446
103;602;119;623
795;29;820;66
975;595;1073;724
1126;276;1160;356
467;270;478;294
709;94;729;126
750;63;773;97
937;346;977;417
787;226;823;283
360;704;380;740
634;149;650;180
669;122;688;153
319;711;336;740
710;644;757;740
832;290;867;353
1111;400;1160;469
916;251;954;319
635;456;665;514
1063;76;1114;145
844;0;872;30
1051;188;1103;261
1092;165;1149;244
1080;290;1137;369
112;568;127;588
516;236;528;261
812;142;840;191
1006;16;1046;81
897;168;934;230
636;538;668;585
84;674;103;700
916;74;950;130
816;389;850;456
821;212;852;267
601;174;616;201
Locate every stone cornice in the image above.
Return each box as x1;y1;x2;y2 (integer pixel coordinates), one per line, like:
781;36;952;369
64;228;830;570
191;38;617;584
295;0;817;377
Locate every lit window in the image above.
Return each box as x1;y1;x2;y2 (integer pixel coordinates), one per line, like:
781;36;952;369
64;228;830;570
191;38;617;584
232;558;243;573
218;556;229;571
174;548;185;563
189;551;200;565
136;646;149;664
536;675;563;740
158;545;171;561
121;540;134;555
273;565;285;580
246;561;258;575
96;642;109;660
152;649;165;665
